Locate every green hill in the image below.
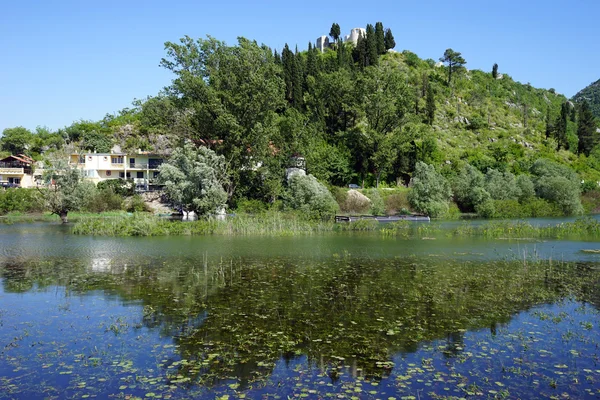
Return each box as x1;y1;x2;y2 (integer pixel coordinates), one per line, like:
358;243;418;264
3;23;600;218
572;78;600;118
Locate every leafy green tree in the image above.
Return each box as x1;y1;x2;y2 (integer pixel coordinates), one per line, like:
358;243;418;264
577;100;598;156
492;63;498;79
285;174;338;220
375;22;385;55
329;23;341;41
408;162;452;217
39;157;93;223
384;28;395;51
439;49;466;86
425;83;435;125
530;158;582;215
160;36;285;198
82;131;112;153
516;175;535;202
484;169;520;200
158;143;228;217
1;126;32;154
452;164;488;212
354;64;411;186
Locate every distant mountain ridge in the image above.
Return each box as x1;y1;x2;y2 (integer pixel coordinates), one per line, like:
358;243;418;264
572;79;600;118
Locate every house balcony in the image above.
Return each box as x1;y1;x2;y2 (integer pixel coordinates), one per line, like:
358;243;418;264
0;167;28;175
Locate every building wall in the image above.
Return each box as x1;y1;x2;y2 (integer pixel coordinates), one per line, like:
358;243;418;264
71;153;163;185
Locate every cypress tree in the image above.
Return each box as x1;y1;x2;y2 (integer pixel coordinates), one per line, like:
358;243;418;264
352;32;368;68
293;46;304;108
329;23;341;41
384;28;395;51
375;22;385;55
273;50;281;65
492;63;498;79
426;83;436;125
365;24;378;66
577;100;598;156
555;102;569;150
306;42;317;78
281;44;294;104
545;106;553;139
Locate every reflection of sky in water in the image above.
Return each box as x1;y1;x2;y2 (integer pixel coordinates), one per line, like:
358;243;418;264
3;222;600;263
2;281;597;399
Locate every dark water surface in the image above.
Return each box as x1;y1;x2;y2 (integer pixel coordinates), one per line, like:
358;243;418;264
1;222;600;399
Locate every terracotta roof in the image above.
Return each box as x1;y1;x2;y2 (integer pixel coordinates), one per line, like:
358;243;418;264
0;155;33;164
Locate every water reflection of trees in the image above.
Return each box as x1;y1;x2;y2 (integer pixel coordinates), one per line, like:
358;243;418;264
2;256;600;386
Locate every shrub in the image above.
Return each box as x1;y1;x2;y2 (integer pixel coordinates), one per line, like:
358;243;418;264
84;187;123;213
485;169;520;200
0;188;45;214
452;164;487;211
474;199;496;218
126;194;150;213
384;192;410;215
364;189;385;216
235;198;267;214
408;162;452;218
516;175;535;202
535;176;583;215
285;174;339;220
96;179;135;196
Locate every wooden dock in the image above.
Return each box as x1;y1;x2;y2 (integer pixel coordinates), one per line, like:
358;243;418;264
335;215;430;223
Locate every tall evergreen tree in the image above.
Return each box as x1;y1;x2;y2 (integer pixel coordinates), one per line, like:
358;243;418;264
439;49;466;86
329;23;341;41
384;28;395;51
273;50;281;65
375;22;385;55
570;103;577;122
555;102;569;150
292;46;304;108
545;106;553;139
577;100;598;156
492;63;498;79
352;32;368;68
281;44;295;104
365;24;378;66
426;83;436;125
305;42;317;78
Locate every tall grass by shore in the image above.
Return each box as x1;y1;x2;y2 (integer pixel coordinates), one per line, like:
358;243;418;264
71;213;600;239
72;212;335;236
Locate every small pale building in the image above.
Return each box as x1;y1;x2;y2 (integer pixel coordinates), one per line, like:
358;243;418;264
0;154;37;188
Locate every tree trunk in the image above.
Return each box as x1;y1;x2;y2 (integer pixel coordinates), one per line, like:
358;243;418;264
59;210;68;224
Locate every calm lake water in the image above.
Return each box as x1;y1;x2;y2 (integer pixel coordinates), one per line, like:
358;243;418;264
1;221;600;399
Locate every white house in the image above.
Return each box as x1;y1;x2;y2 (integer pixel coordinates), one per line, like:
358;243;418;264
70;151;164;190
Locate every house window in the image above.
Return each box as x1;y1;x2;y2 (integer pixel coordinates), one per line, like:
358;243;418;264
119;172;125;178
136;171;144;179
126;172;131;178
78;155;85;164
153;171;159;178
106;171;112;177
111;156;124;164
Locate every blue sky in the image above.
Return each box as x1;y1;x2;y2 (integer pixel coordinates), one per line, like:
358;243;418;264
1;0;598;133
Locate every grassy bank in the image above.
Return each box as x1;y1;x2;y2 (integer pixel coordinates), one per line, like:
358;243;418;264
72;212;335;236
0;211;132;224
70;212;600;240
